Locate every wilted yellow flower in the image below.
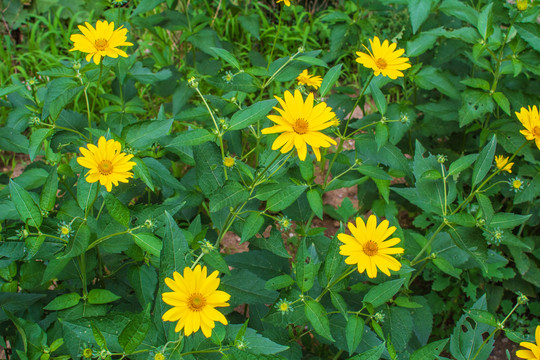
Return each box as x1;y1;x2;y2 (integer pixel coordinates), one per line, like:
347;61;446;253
338;215;404;278
516;105;540;150
70;20;133;64
494;155;514;173
162;265;230;338
223;156;235;168
277;0;291;6
77;136;136;192
296;69;323;89
261;90;337;161
355;36;411;79
517;325;540;359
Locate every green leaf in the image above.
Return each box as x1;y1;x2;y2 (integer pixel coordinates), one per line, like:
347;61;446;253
439;0;478;25
104;193;130;228
514;23;540;52
29;128;53;161
375;122;389;150
206;72;258;92
447;227;488;273
209;181;249;212
350;342;385;360
433;257;462;278
324;234;348;285
296;55;328;68
49;85;85;120
460;78;490;91
238;14;260;39
330;291;348;318
409;0;432;34
295;238;317;292
307;189;323;220
129;265;157;307
476;193;494;224
369;82;387;115
467;309;497;327
40;167;58;212
447;154;478;177
132;232;162;258
414;66;460;99
407;32;438;57
459;90;494;127
363;278;405;308
241;212;264;243
43;292;81;311
9;179;42;228
492;92;510;115
410;339;449;360
203;249;231;275
346;315;364;355
489;213;531;229
210;47;240;69
249;228;291;258
265;274;294;290
124;118;174;150
357;164;393;180
91;322;107;349
25;235;45;259
220;269;278;304
194;142;225;195
118;305;151;354
77;173;99;214
304;300;334;341
60;223;90;258
166;128;213;147
319;64;342;97
129;62;172;84
87;289;121;305
226;324;289;355
299;157;314;181
229;99;277;131
476;3;493;40
394;296;423;309
266;185;307;212
472;135;496;188
131;157;154;191
132;0;164;15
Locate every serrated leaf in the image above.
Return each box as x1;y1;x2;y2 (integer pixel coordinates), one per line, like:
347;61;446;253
296;56;328;68
29;128;53;161
104;193;130;228
319;64;342;97
90;322;107;349
492;92;510;115
304;300;334;341
241;212;264;243
40;167;58;212
410;339;449;360
166;128;213;147
210;47;240;69
472;134;496;188
77;173;99;214
467;309;497;327
132;232;162;258
209;181;248;213
131;157;154;191
204;249;231;275
266;185;307;212
265;274;294;290
489;213;531;229
476;193;494;224
9;180;42;228
433;257;462;278
306;188;323;219
346;315;364;355
118;305;151;354
409;0;432;34
369;82;387;115
447;154;478;177
514;23;540;52
363;278;405;308
229;99;277;131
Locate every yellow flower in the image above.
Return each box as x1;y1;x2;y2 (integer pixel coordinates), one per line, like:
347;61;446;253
296;69;323;89
223;156;235;168
355;36;411;79
517;0;528;11
261;90;337;161
494;155;514;173
70;20;133;65
162;265;230;338
277;0;291;6
338;215;404;278
516;105;540;150
77;136;136;192
517;325;540;359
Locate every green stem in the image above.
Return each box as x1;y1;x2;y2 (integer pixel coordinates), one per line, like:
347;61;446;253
268;6;283;68
411;222;446;265
90;62;104;116
315;267;356;302
343;72;374;136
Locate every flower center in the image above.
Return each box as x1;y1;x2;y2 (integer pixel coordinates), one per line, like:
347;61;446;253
94;38;108;51
533;126;540;137
292;118;309;134
61;227;70;235
98;160;114;175
188;293;206;311
513;180;522;189
363;240;379;256
280;303;289;311
376;58;387;69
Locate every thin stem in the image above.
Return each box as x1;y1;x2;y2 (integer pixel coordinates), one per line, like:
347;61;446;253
268;6;283;68
441;163;448;216
343;72;374;136
315;267;356;302
90;62;104;116
411;222;446;265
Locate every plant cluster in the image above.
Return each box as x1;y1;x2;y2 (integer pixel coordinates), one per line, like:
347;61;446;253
0;0;539;359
